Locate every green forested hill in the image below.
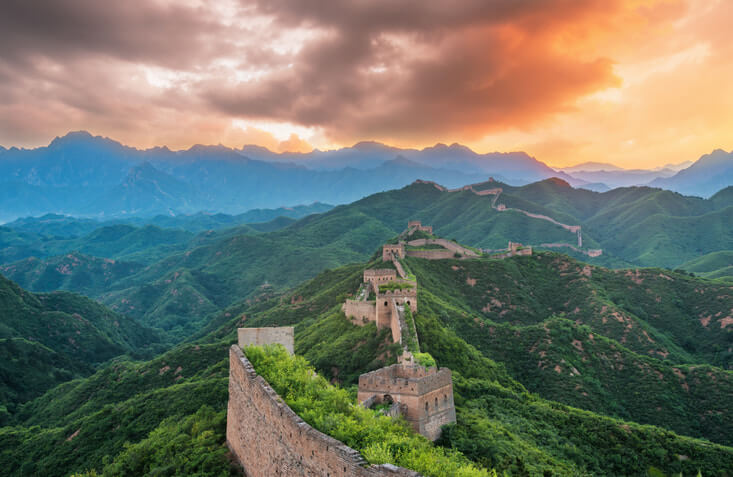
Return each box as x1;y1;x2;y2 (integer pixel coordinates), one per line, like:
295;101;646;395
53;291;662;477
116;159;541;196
3;245;733;476
0;252;143;296
95;180;732;337
0;274;161;412
2;180;731;341
1;180;731;475
0;223;194;265
405;255;732;441
680;250;733;281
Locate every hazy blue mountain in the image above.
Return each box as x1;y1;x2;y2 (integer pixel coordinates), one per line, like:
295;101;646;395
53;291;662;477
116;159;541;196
87;162;202;217
0;131;137;187
561;161;625;173
2;132;729;221
3;203;333;237
577;182;611;192
564;168;678;188
649;149;733;197
245;141;581;185
654;160;694;172
0;132;501;219
3;214;104;238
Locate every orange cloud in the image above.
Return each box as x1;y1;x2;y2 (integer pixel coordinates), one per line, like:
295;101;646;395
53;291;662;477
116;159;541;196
0;0;730;169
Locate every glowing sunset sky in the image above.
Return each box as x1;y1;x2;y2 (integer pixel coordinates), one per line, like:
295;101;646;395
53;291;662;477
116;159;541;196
1;0;731;168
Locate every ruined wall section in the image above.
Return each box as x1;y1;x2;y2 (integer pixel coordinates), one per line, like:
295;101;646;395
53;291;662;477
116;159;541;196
364;269;397;286
227;346;421;477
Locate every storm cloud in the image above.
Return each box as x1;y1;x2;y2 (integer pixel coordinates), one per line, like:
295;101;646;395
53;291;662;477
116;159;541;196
1;0;729;169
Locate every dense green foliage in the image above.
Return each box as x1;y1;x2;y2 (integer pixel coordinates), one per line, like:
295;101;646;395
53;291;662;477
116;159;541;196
71;406;239;477
379;281;414;292
246;345;494;477
680;250;733;281
0;342;230;477
3;179;732;343
4;248;733;476
0;252;143;296
2;181;732;476
406;254;733;444
413;352;436;368
194;251;732;475
0;275;161;410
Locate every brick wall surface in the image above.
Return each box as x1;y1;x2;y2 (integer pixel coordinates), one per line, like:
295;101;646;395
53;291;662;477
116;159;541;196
227;346;421;477
343;300;377;325
405;249;456;260
357;365;456;441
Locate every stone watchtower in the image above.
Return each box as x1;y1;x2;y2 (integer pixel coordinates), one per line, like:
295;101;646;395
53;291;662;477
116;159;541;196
357;364;456;441
407;220;432;235
382;243;405;261
363;269;397;288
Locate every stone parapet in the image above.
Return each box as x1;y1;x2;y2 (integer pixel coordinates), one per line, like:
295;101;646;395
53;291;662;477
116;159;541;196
227;346;421;477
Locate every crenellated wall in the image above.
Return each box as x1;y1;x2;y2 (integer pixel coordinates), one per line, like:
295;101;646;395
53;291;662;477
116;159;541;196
357;364;456;441
227;345;421;477
412;180;598;253
391;257;408;279
364;269;398;286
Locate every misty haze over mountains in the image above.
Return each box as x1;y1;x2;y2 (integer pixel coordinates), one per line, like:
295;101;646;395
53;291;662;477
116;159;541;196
0;131;731;222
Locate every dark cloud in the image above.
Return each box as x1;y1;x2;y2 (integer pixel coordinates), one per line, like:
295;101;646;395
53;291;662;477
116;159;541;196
0;0;681;148
203;0;625;142
0;0;232;68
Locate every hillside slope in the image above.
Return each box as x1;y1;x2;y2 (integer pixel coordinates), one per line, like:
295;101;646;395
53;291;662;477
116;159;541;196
0;252;142;296
25;179;720;341
4;253;733;476
0;274;161;411
406;254;732;443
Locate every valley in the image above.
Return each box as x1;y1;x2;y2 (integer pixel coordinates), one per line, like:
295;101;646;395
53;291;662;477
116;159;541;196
0;180;731;476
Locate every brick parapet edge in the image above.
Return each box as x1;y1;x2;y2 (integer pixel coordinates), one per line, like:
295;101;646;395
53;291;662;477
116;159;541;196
226;345;422;477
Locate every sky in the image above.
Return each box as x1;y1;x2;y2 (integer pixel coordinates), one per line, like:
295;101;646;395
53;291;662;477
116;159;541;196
0;0;731;169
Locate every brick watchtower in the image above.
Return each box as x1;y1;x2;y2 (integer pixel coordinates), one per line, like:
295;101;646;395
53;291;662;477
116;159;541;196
357;364;456;441
382;243;405;261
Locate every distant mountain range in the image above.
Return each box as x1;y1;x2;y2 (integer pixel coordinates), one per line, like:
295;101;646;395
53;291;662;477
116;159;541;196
0;131;730;221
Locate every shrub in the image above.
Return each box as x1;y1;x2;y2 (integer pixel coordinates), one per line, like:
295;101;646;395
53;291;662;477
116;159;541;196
245;345;494;477
414;352;436;368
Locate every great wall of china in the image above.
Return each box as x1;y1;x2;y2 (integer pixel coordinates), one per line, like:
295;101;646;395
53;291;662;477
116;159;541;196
226;212;596;474
415;179;602;257
227;345;421;477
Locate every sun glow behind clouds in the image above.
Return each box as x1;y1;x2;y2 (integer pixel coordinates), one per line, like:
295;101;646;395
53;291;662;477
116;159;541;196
0;0;731;168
